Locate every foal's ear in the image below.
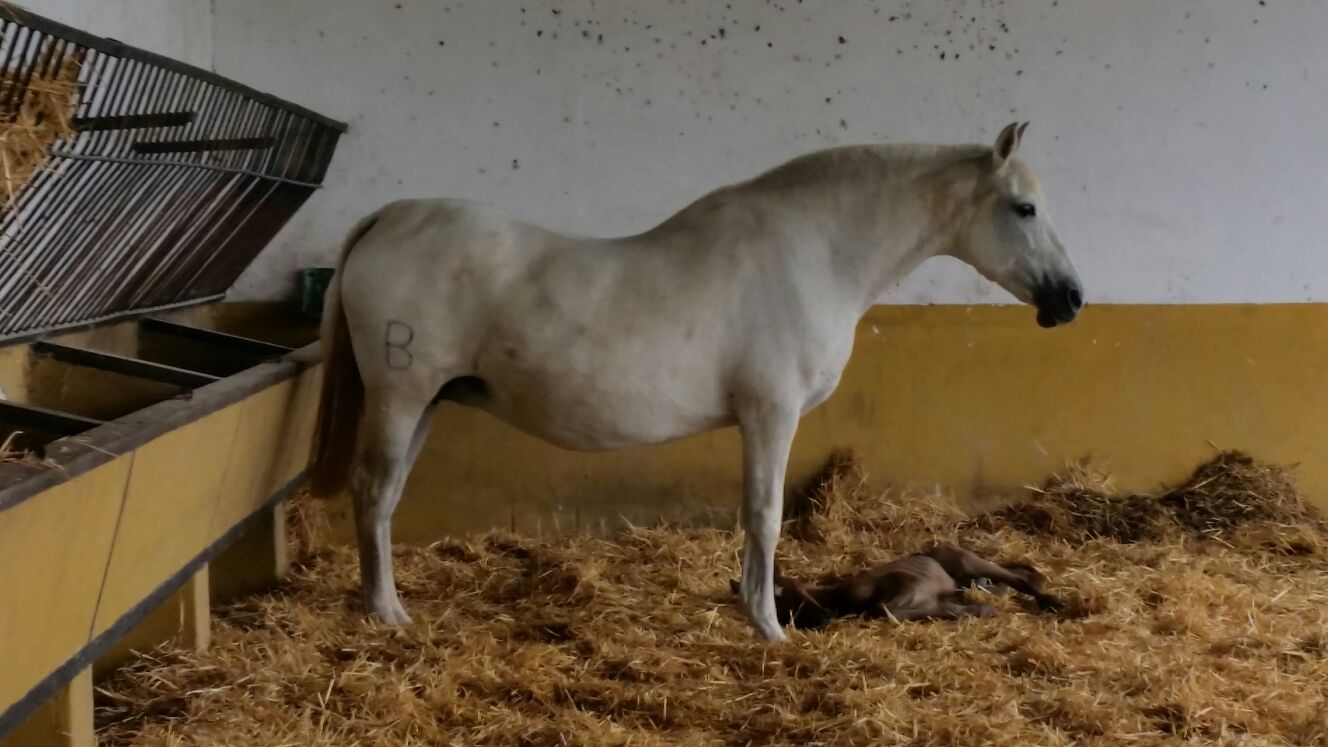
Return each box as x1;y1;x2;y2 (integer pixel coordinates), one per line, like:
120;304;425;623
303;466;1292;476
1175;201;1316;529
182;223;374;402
993;121;1027;167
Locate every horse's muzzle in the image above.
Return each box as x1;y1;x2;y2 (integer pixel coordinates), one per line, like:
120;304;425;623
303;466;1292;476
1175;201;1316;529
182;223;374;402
1033;279;1084;328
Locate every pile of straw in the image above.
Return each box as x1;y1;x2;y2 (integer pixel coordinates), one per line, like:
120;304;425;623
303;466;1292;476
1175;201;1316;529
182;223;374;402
96;452;1328;745
0;54;80;210
984;451;1325;551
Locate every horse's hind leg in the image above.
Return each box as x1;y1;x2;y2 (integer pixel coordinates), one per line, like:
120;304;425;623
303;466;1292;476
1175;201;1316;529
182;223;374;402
350;390;436;625
736;400;800;642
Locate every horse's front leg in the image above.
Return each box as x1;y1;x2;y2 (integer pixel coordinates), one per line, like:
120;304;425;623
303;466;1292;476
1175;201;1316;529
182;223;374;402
736;400;799;642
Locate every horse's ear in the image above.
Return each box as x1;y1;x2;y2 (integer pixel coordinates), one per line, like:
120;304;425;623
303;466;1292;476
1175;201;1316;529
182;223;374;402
993;121;1024;168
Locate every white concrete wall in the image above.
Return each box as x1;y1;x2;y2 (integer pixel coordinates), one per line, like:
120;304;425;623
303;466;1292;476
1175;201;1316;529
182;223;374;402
24;0;213;70
86;1;1328;303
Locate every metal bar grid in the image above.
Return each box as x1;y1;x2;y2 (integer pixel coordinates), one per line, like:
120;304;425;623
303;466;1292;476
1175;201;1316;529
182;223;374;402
0;3;345;343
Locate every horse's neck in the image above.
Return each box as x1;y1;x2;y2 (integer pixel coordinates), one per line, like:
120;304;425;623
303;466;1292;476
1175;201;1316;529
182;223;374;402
666;145;978;313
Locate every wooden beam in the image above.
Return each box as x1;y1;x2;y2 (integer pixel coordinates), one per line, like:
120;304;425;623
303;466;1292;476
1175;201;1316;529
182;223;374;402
180;568;212;652
210;500;290;601
139;318;293;358
30;342;219;389
0;401;101;437
94;567;212;676
71;111;194;132
0;667;93;747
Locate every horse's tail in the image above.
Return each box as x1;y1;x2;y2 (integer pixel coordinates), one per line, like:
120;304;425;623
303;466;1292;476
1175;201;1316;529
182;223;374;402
308;213;380;498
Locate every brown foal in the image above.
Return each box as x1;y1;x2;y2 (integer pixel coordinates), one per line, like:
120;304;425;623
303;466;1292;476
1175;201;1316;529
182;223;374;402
731;543;1062;630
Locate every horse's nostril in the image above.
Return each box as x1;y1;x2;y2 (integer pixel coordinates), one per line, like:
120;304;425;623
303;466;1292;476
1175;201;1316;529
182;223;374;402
1066;287;1083;311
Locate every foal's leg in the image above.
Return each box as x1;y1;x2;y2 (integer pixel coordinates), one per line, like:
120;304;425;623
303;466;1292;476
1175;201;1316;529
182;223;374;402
875;602;937;622
938;600;998;619
736;401;799;642
350;392;435;625
873;587;943;622
928;545;1060;611
879;599;996;621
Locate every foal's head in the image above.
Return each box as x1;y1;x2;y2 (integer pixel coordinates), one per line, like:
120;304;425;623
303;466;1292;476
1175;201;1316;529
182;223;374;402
948;122;1084;328
729;572;833;629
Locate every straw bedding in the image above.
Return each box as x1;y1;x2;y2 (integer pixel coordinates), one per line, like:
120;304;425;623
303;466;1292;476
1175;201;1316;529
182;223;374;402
0;53;79;210
0;49;78;207
96;452;1328;746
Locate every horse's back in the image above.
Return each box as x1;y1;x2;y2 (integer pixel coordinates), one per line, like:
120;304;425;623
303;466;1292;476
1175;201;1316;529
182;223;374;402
341;198;565;311
348;197;560;269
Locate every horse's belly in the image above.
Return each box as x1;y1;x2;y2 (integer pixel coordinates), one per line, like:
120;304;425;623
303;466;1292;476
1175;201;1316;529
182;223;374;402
473;362;733;452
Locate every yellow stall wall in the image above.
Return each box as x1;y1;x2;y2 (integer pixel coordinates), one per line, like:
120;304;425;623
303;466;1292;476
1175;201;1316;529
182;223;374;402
324;304;1328;544
0;364;320;712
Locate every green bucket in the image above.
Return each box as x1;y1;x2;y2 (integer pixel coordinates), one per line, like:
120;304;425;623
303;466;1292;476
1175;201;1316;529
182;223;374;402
298;267;335;319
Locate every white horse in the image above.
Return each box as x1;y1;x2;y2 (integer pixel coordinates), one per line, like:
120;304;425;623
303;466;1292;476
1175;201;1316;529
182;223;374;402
308;122;1082;641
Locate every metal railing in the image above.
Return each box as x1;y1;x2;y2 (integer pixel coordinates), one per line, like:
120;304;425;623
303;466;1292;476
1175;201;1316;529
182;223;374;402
0;3;346;343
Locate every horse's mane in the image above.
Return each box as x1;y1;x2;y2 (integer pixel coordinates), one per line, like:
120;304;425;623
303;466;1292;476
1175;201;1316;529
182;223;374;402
646;142;991;235
747;144;986;188
694;143;990;205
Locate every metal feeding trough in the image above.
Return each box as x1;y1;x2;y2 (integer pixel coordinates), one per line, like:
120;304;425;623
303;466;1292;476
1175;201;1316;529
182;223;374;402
0;7;345;743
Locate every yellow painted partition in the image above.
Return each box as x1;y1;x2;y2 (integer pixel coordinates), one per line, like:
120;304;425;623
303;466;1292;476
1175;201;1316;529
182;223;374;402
323;303;1328;544
0;355;321;733
91;412;239;639
0;460;129;708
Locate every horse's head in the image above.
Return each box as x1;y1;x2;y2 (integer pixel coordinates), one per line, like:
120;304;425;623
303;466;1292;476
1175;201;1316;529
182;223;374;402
950;122;1084;328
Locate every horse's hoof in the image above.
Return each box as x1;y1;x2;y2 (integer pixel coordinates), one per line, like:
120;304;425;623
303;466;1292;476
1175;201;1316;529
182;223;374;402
745;611;788;642
367;598;414;626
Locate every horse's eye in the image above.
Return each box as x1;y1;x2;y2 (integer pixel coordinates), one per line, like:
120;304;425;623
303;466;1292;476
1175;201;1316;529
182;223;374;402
1014;203;1036;218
